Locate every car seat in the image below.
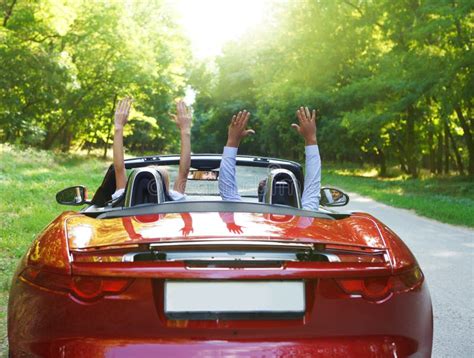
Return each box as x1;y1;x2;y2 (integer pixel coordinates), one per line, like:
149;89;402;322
124;168;168;207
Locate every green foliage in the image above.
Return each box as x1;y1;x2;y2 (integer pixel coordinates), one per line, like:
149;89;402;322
1;0;472;175
190;0;474;176
0;0;190;153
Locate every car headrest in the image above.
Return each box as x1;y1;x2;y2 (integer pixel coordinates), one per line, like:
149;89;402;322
260;169;302;209
131;172;157;206
124;168;167;207
272;181;293;206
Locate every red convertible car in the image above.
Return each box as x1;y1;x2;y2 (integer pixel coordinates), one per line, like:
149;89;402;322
8;154;433;357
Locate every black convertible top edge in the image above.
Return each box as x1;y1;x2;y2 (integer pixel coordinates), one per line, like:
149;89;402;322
124;153;302;169
94;201;351;220
123;154;303;175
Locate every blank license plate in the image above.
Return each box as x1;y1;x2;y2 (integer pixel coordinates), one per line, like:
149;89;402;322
164;280;305;320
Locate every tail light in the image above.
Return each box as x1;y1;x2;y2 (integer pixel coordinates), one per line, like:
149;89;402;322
334;266;424;302
20;267;132;302
71;276;131;301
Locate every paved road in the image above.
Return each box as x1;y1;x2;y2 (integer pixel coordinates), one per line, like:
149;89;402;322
332;192;474;358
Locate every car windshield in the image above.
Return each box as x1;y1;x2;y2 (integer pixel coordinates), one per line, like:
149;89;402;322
148;165;271;201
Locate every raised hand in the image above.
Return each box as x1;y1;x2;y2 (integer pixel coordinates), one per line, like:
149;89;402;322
291;106;318;145
114;97;133;130
113;97;132;192
226;110;255;148
172;100;192;135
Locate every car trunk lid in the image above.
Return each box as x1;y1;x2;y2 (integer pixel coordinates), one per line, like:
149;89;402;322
66;212;387;252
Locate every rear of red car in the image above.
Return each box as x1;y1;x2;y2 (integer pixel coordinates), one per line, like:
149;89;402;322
8;211;432;357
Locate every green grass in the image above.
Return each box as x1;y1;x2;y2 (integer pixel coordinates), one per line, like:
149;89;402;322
323;164;474;228
0;147;472;355
0;145;107;355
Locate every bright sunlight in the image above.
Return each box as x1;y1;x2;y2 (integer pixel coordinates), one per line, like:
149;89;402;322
167;0;268;59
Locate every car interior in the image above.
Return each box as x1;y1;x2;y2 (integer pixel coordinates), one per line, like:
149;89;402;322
91;154;305;209
52;154;349;220
118;166;303;210
117;167;303;210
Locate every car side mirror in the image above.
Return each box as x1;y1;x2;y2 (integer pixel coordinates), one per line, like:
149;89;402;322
56;186;89;206
320;187;349;207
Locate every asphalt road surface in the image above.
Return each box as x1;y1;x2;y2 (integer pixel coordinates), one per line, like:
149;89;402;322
332;192;474;358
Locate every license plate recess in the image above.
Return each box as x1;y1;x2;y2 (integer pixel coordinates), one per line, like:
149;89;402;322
164;280;306;320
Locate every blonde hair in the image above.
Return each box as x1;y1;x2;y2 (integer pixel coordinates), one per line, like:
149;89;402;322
192;171;205;180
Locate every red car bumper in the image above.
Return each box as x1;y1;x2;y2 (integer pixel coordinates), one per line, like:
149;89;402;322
24;336;421;358
9;276;433;357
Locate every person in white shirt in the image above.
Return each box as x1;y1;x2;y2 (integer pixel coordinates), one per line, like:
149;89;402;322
218;107;321;211
111;98;192;202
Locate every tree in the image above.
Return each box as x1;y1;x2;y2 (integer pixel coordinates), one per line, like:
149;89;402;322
0;0;190;153
190;0;473;177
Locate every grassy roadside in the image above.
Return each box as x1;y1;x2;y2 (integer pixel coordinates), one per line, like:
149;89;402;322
0;145;107;355
323;164;474;228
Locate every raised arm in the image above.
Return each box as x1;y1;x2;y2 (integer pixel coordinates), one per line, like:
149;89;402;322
218;110;254;201
172;100;192;194
113;97;132;197
292;106;321;211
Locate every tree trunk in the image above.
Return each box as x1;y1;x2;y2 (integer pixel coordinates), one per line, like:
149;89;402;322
43;120;69;150
436;132;443;174
406;106;418;177
455;106;474;176
3;0;17;27
61;128;73;152
393;138;408;174
77;139;87;152
427;120;436;173
4;125;13;142
446;123;465;175
444;121;449;174
400;158;408;174
376;146;387;177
